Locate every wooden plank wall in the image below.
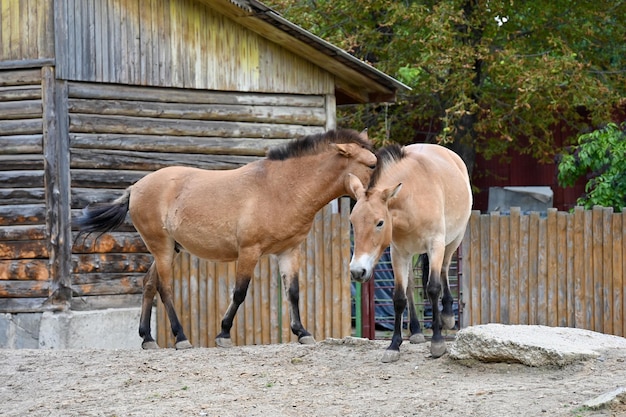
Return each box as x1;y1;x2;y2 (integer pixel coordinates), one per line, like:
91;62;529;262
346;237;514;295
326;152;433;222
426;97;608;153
68;81;327;310
0;0;54;63
0;68;49;312
54;0;334;94
462;206;625;337
156;199;353;348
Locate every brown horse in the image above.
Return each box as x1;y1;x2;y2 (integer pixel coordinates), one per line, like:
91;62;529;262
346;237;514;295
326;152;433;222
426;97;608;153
75;129;376;349
348;143;471;360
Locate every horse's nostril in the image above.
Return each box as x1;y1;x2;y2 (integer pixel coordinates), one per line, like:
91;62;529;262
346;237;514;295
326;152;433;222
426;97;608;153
350;268;367;282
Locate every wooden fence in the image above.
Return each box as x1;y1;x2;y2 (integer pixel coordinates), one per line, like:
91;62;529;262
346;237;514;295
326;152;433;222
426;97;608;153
156;198;353;347
462;206;625;337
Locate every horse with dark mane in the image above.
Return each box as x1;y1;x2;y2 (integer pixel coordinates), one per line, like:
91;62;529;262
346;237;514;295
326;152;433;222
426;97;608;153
75;129;376;349
348;143;471;360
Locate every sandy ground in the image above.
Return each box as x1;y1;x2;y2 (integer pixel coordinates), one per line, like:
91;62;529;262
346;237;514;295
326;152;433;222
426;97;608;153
1;337;625;417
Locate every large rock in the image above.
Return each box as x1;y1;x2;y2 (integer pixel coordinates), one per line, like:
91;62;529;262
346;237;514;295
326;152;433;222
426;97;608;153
449;323;626;367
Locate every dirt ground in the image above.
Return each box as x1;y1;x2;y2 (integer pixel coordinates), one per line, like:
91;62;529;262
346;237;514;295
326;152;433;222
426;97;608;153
1;337;625;417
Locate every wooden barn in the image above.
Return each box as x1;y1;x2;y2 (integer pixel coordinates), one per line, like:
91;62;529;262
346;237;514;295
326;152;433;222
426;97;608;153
0;0;407;348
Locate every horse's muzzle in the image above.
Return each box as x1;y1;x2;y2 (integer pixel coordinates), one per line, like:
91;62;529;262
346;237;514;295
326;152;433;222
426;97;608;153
350;267;372;283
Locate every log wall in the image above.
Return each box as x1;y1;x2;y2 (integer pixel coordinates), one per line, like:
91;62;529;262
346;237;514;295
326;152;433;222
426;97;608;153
0;68;49;312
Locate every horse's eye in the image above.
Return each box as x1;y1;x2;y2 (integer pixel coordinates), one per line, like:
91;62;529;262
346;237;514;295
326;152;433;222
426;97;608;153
368;164;376;169
376;220;384;228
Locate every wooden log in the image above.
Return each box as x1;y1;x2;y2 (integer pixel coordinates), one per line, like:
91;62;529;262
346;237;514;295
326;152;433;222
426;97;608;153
0;154;44;170
69;113;324;138
0;69;41;86
0;297;51;313
0;170;44;188
71;187;130;208
72;253;152;274
71;277;143;296
0;259;49;280
71;232;147;253
0;135;43;154
68;81;326;107
0;118;42;135
70;169;148;188
70;148;258;171
0;225;46;241
0;280;49;298
70;293;143;311
0;204;47;226
0;188;45;205
0;99;42;120
70;133;290;156
0;240;48;260
0;85;42;101
68;98;326;125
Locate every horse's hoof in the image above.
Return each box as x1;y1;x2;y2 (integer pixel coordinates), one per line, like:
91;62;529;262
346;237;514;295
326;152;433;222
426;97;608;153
381;349;400;363
409;333;426;344
175;340;193;350
298;335;316;345
142;341;160;350
215;337;233;348
442;315;456;330
430;341;447;358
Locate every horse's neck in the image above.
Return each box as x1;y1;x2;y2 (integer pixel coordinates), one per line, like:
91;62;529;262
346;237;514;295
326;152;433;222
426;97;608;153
265;154;344;215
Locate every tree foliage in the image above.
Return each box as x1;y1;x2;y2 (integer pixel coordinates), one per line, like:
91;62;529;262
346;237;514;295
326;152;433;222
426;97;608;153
557;123;626;210
265;0;626;172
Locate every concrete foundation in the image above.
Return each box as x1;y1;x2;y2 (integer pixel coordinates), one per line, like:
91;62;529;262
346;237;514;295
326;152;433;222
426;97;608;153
0;307;156;349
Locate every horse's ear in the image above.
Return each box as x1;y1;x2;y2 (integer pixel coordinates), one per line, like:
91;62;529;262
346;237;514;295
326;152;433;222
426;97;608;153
382;183;402;203
346;173;365;200
334;143;352;157
359;128;369;141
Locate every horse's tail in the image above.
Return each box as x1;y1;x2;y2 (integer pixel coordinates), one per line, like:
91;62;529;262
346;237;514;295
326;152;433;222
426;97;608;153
74;188;131;234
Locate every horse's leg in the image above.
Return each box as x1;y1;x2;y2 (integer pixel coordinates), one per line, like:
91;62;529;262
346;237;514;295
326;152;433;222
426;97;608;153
277;248;314;344
139;262;159;349
215;251;259;348
441;240;462;330
407;256;425;344
426;241;447;358
381;246;412;363
152;249;192;350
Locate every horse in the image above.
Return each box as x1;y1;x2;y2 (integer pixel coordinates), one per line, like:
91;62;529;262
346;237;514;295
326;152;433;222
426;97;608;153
347;143;472;361
74;129;376;349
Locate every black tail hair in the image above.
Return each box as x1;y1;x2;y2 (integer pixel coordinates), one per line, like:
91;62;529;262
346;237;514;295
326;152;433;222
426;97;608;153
420;253;429;294
73;189;131;235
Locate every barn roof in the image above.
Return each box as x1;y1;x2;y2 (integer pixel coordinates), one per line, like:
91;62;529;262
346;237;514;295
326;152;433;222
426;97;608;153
203;0;410;104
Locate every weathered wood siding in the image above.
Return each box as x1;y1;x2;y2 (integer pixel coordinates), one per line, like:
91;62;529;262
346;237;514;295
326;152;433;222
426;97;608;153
156;199;353;348
68;81;328;310
55;0;335;94
0;0;54;63
461;207;626;337
0;68;49;311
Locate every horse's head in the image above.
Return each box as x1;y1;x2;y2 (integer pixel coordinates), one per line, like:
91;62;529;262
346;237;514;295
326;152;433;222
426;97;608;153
348;173;402;282
328;129;376;196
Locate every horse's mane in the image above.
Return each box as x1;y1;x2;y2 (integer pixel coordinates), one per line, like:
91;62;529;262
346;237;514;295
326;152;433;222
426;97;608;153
367;143;405;189
266;129;372;161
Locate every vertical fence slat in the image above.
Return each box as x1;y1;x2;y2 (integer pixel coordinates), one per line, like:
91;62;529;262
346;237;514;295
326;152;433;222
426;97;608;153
508;207;520;324
612;212;622;337
480;214;490;324
323;205;332;339
592;207;603;332
557;211;569;327
469;211;481;325
546;208;558;327
602;207;613;334
528;212;540;324
499;212;509;323
340;197;352;337
573;207;585;329
518;212;529;324
489;211;500;323
331;208;341;337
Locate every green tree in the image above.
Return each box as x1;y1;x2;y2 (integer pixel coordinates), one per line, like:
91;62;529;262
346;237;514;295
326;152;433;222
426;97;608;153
557;123;626;210
265;0;626;175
